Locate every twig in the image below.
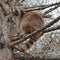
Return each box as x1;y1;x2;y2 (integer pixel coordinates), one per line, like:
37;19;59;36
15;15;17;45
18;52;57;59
25;4;60;12
9;16;60;46
10;35;23;42
44;5;60;15
0;2;7;15
10;25;60;42
25;2;60;9
43;25;60;33
43;15;52;18
26;7;47;12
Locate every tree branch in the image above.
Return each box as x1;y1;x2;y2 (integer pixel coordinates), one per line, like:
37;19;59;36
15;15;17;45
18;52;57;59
0;2;8;15
44;5;60;15
10;25;60;42
10;35;23;42
26;4;60;13
43;14;52;18
9;16;60;46
43;25;60;33
25;2;60;9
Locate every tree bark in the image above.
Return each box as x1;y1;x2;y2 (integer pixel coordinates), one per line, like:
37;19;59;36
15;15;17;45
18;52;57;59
0;15;13;60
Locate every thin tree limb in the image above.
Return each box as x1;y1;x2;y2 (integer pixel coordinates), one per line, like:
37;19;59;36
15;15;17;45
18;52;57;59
43;15;52;18
26;4;60;12
44;5;60;15
25;2;60;9
10;35;23;42
9;16;60;46
0;2;8;15
26;7;47;12
10;25;60;42
43;25;60;33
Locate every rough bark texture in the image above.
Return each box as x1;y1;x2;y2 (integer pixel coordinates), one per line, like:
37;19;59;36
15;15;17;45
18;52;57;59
0;15;13;60
0;1;15;60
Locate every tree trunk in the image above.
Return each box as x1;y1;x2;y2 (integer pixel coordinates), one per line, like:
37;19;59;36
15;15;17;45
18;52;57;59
0;15;13;60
